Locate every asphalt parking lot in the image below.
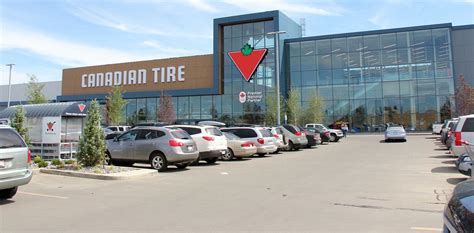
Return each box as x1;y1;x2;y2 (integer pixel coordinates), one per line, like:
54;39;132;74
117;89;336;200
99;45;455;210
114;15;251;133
0;134;466;233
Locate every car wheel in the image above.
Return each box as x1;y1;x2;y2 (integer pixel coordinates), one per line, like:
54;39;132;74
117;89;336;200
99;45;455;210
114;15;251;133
257;153;266;157
150;153;168;172
176;163;189;169
329;134;337;142
288;141;294;151
205;157;218;164
0;187;18;199
221;148;234;161
104;152;112;165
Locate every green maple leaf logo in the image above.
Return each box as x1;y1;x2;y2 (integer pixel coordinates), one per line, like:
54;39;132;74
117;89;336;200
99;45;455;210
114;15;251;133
241;43;253;56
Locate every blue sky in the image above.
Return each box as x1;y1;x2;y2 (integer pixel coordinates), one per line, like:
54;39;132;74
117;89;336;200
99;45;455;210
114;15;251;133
0;0;473;85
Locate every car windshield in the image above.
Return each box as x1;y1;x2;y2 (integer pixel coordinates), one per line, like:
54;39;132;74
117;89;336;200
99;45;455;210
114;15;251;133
0;128;26;148
259;129;273;137
387;127;404;131
206;127;223;136
171;130;191;139
223;132;240;140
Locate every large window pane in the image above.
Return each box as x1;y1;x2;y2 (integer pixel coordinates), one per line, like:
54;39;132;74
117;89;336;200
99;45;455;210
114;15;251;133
350;84;366;99
397;48;411;64
254;34;264;48
317;54;332;69
412;46;434;63
301;70;317;86
383;81;400;97
222;95;232;114
332;52;347;68
290;56;301;71
178;97;189;119
363;67;382;83
416;95;437;130
399;64;415;80
126;99;137;124
438;96;453;121
301;86;317;102
331;38;347;53
223;26;231;39
146;98;157;122
333;85;349;100
242;23;253;36
137;98;147;122
381;33;397;49
382;49;398;65
317;39;331;54
351;99;367;130
254;22;264;35
190;96;201;119
412;30;432;47
383;66;399;81
334;99;350;116
397;32;412;48
415;63;434;79
416;79;436;95
366;82;383;98
231;24;242;37
436;78;454;95
363;50;381;66
301;41;316;56
435;61;453;78
347;36;364;52
318;86;333;100
231;37;243;50
364;35;380;50
399;80;416;96
290;71;301;87
349;69;363;84
384;98;401;123
301;55;316;70
264;21;274;33
318;70;332;85
201;96;213;119
348;52;362;67
289;42;301;57
212;95;222;119
333;68;349;84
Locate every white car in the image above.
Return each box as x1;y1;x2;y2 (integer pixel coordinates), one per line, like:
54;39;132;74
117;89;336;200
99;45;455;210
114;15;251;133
450;114;474;157
221;127;278;156
106;125;131;132
384;126;407;142
167;125;227;164
305;123;343;142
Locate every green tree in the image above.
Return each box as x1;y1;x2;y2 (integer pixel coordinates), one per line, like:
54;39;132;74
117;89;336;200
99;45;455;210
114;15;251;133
105;86;127;125
286;89;301;125
26;74;47;104
77;100;105;167
11;106;30;145
265;93;285;126
299;92;325;125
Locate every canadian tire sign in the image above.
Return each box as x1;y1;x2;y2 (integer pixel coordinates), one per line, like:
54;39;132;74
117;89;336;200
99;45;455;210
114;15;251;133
228;43;267;82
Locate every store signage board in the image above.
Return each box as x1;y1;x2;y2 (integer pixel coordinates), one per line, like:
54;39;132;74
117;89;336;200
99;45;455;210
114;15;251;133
42;117;61;143
228;44;267;82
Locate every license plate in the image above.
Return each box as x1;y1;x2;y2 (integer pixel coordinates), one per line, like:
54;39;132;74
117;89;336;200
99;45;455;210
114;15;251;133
0;160;4;168
187;145;193;151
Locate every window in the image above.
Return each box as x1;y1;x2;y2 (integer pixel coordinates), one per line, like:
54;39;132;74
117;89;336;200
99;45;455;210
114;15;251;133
231;24;242;37
332;52;347;68
179;127;202;135
383;81;400;97
136;130;158;140
318;70;332;85
301;56;316;70
363;50;381;67
0;128;26;148
301;71;317;86
397;32;412;48
348;52;362;67
259;129;273;137
254;22;265;35
333;85;349;100
289;43;301;57
317;39;331;54
242;23;253;36
290;57;301;71
347;36;364;52
118;130;139;141
317;54;332;69
283;125;297;133
461;118;474;132
416;79;436;95
226;129;257;138
366;82;383;98
436;79;454;95
413;30;432;47
300;41;316;56
381;33;397;49
331;38;347;53
206;127;223;136
364;35;380;50
383;66;398;81
171;130;191;139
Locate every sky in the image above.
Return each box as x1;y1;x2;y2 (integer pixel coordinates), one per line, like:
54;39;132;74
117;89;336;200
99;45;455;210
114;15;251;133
0;0;473;85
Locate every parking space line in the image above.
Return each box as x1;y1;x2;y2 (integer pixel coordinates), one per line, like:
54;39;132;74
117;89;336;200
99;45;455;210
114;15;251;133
18;191;69;200
410;227;442;231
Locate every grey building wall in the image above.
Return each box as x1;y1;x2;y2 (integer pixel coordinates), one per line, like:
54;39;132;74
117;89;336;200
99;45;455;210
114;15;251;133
0;81;61;106
452;25;474;87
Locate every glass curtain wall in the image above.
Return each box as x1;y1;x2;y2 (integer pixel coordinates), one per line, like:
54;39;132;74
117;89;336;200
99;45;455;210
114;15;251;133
286;28;454;131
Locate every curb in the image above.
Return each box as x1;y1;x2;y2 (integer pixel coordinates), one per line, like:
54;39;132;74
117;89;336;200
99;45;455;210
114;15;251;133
39;168;158;180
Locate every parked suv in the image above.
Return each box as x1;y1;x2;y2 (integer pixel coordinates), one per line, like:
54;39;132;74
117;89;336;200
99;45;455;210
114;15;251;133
0;126;32;199
277;124;308;150
168;125;227;164
305;123;343;142
297;125;319;148
106;127;198;171
451;114;474;157
106;125;130;132
221;127;277;156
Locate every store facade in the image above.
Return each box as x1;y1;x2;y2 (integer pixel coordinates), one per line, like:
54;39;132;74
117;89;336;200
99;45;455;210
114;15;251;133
57;10;474;131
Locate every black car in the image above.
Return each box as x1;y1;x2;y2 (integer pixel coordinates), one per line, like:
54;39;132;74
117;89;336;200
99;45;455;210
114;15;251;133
306;127;330;144
443;179;474;232
296;125;317;148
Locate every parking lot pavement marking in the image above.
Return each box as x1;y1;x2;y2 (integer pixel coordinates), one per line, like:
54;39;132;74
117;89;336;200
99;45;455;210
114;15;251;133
410;227;443;231
18;191;69;200
220;172;229;175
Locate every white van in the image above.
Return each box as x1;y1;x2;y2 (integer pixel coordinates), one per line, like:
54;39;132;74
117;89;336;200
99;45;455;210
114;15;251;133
450;114;474;157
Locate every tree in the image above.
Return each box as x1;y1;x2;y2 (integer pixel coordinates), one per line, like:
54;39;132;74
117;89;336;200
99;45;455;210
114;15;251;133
286;89;301;125
455;74;474;116
264;93;285;126
105;86;127;125
11;106;30;145
157;93;176;124
77;100;105;167
26;74;47;104
299;92;325;125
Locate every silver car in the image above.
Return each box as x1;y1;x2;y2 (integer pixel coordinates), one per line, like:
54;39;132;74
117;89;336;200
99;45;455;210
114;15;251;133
0;126;32;199
278;124;309;150
221;127;278;156
384;126;407;142
221;132;257;160
106;127;198;171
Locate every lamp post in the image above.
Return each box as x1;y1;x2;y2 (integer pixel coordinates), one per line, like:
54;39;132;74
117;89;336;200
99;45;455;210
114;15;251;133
267;31;286;126
5;64;15;108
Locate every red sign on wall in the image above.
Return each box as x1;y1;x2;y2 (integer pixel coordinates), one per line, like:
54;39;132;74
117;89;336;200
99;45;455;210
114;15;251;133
228;44;267;82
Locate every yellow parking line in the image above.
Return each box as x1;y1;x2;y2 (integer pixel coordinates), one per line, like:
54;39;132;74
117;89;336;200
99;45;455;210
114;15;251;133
18;191;69;199
410;227;442;231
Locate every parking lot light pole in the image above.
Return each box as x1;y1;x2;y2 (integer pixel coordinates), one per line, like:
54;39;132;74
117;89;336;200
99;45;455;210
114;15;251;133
267;31;286;126
6;64;15;108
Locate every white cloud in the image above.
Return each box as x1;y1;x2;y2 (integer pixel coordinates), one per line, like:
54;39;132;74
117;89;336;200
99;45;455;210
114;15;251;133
142;40;201;55
187;0;219;13
223;0;344;16
369;11;391;29
0;69;31;85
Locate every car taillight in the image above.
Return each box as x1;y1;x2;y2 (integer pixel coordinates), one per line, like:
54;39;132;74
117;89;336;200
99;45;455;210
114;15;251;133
294;132;302;136
448;131;452;137
169;139;184;147
27;149;31;164
273;134;279;139
257;138;264;144
202;136;214;141
241;142;254;147
455;132;462;146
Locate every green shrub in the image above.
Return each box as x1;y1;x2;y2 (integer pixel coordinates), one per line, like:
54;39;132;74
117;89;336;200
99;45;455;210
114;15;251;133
51;159;62;166
73;164;83;171
56;163;65;169
93;167;103;174
64;160;75;165
38;161;48;168
33;156;43;164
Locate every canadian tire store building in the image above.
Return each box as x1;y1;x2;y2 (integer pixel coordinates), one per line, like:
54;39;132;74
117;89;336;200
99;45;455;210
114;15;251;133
58;11;474;131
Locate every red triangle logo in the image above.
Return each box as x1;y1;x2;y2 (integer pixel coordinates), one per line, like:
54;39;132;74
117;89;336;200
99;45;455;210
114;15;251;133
78;103;86;112
228;45;267;82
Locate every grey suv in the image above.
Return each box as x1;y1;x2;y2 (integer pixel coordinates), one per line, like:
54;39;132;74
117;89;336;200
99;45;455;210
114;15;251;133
0;126;32;199
106;127;198;172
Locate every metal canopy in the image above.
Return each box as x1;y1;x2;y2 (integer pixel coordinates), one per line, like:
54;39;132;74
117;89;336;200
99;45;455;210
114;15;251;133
0;102;88;118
